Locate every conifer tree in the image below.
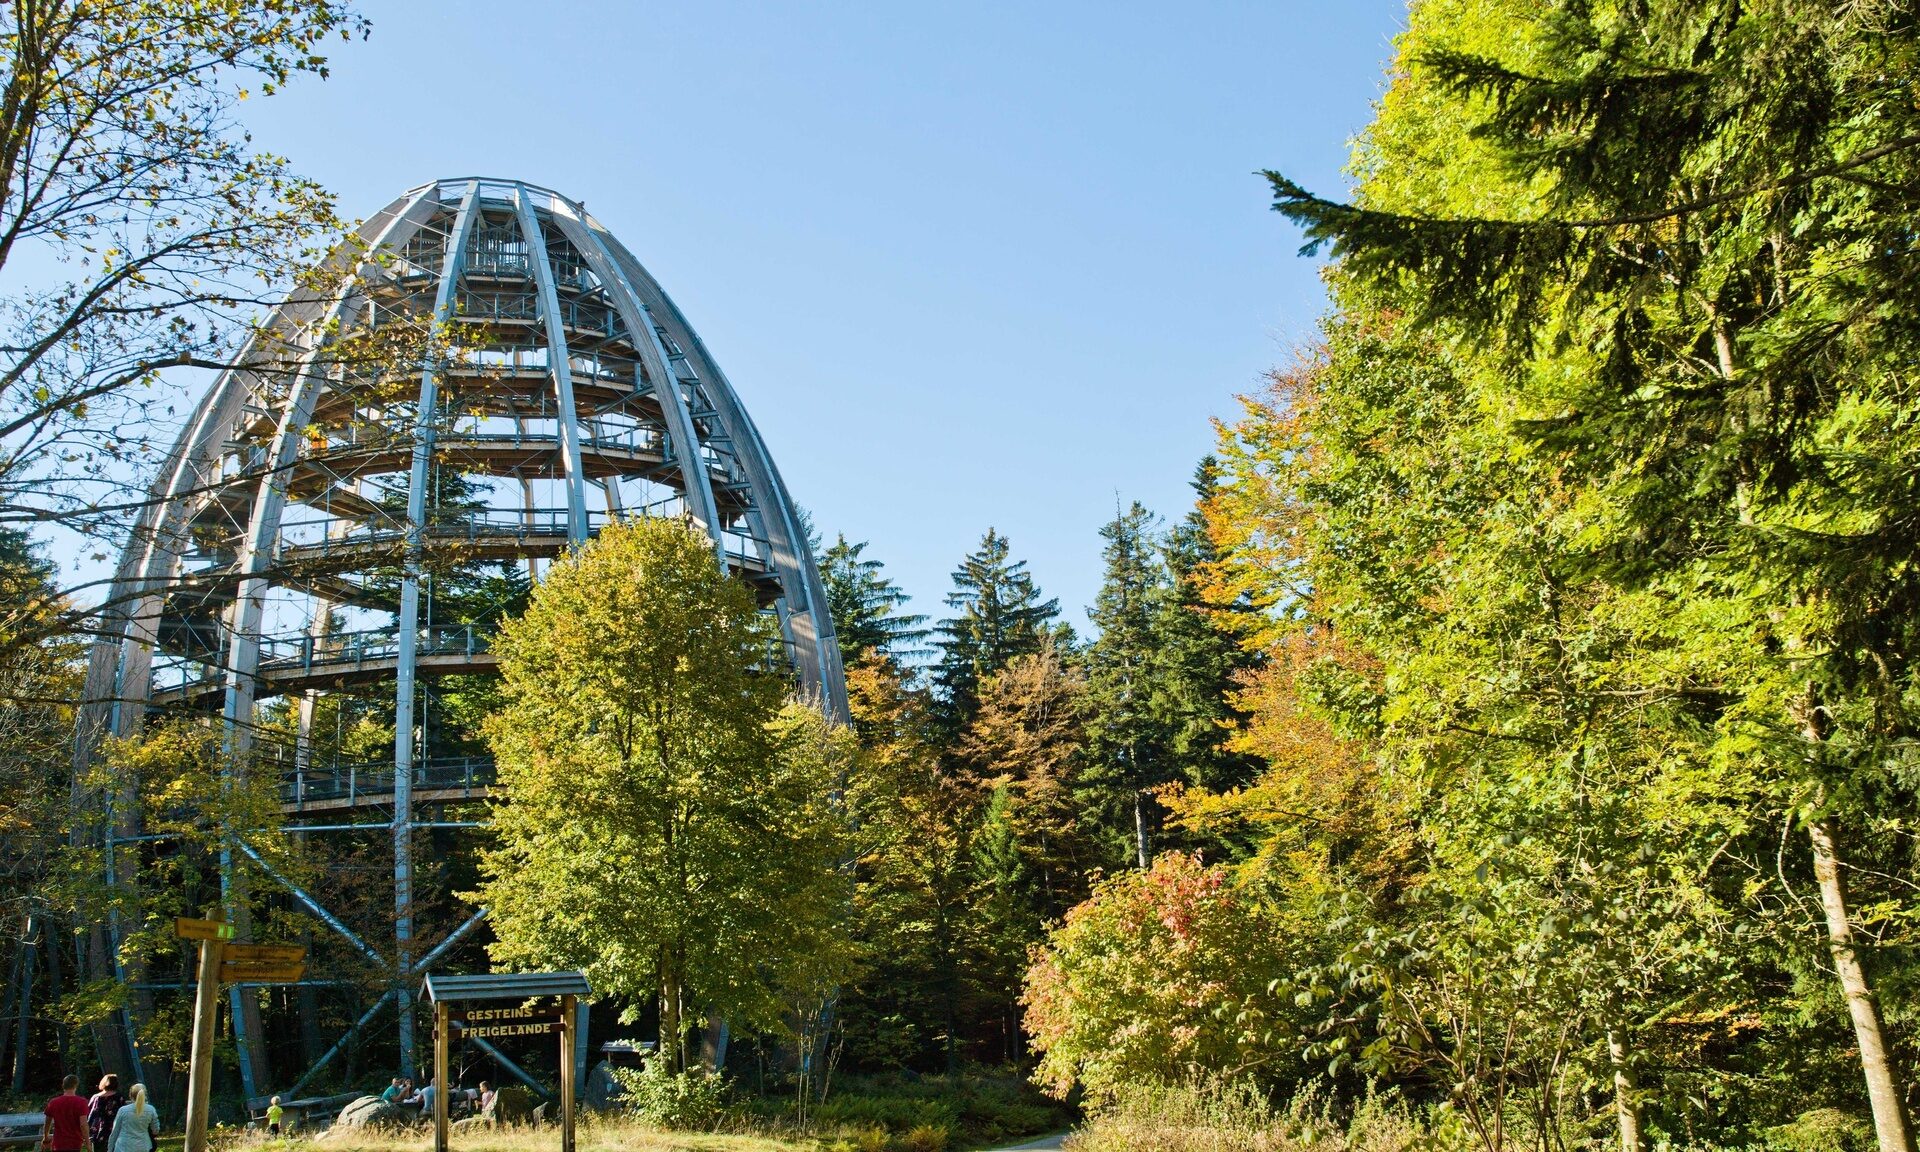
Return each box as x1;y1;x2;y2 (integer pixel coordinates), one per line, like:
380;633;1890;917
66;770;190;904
1082;502;1176;868
934;529;1059;726
1159;459;1260;793
819;534;930;667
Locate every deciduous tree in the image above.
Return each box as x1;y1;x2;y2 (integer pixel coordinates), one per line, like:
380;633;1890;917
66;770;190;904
476;518;852;1069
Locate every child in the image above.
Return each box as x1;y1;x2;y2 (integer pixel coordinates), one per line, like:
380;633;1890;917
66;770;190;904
265;1097;284;1136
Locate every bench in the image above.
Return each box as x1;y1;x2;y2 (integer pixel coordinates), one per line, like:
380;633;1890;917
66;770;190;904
0;1114;45;1150
242;1092;360;1132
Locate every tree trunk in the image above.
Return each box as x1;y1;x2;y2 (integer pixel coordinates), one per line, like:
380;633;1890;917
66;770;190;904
1132;790;1149;869
659;953;682;1074
1607;1030;1642;1152
1810;816;1915;1152
698;1013;729;1072
44;919;67;1075
11;916;37;1094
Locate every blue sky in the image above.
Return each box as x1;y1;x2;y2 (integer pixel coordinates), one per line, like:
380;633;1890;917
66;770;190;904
239;0;1406;628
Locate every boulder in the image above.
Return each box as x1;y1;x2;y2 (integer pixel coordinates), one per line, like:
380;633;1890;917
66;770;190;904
492;1085;538;1126
331;1096;412;1132
583;1060;625;1112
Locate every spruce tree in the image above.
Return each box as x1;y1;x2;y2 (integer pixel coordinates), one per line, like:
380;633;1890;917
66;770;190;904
1082;502;1176;868
819;534;930;667
1158;458;1260;793
934;529;1059;726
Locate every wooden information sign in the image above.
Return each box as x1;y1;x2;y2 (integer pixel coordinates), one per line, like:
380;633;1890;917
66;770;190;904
421;972;593;1152
454;1005;563;1038
175;917;235;942
220;943;307;984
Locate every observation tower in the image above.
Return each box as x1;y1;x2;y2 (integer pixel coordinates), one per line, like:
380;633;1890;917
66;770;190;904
72;178;845;1101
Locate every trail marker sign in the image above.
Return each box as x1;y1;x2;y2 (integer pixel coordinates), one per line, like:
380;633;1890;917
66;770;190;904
174;918;308;1152
175;917;235;941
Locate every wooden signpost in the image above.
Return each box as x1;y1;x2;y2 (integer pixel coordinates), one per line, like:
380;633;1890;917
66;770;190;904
177;916;307;1152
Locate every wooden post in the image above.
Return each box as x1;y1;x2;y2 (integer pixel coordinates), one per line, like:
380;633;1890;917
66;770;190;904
183;937;225;1152
433;1000;450;1152
559;994;577;1152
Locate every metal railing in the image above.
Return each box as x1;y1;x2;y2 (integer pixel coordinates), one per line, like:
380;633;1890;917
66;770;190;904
283;755;495;806
274;508;613;560
304;420;665;459
257;623;493;677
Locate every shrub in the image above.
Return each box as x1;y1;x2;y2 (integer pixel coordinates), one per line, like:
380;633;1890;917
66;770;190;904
1024;852;1300;1101
608;1061;729;1130
1767;1109;1876;1152
821;1127;889;1152
811;1093;956;1133
899;1124;949;1152
1066;1078;1429;1152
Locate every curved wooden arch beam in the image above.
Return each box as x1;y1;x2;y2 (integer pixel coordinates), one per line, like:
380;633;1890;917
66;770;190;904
514;186;590;543
545;202;724;550
596;241;847;719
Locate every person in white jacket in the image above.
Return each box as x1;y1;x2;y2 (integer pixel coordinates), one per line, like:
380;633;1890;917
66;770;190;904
105;1085;158;1152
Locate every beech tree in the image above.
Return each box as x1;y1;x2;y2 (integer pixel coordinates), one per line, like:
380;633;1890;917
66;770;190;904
1254;1;1920;1147
0;1;368;560
477;518;853;1069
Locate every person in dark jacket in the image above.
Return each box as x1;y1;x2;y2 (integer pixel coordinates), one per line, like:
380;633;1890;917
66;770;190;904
85;1076;124;1152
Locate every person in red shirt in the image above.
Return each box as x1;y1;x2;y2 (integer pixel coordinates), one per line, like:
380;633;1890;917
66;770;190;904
42;1075;89;1152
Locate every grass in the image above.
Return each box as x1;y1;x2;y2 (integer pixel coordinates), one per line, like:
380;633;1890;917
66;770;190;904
219;1070;1065;1152
239;1117;818;1152
1060;1080;1426;1152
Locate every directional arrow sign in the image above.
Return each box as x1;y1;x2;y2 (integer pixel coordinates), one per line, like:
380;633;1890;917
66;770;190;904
219;962;307;984
223;944;305;966
176;918;235;942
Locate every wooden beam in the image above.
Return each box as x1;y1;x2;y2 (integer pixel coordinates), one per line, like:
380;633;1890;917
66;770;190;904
559;994;577;1152
183;937;224;1152
433;1001;450;1152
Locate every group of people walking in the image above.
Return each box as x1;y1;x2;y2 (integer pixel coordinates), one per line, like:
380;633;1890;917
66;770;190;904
35;1070;496;1147
38;1075;158;1152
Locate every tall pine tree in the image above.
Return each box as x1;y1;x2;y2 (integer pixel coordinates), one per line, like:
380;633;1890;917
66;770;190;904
934;529;1059;727
819;534;930;667
1160;458;1260;794
1082;502;1176;868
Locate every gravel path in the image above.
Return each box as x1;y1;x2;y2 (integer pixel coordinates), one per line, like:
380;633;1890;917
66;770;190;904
985;1133;1071;1151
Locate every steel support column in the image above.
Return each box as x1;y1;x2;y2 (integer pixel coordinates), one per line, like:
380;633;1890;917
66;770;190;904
394;181;482;1077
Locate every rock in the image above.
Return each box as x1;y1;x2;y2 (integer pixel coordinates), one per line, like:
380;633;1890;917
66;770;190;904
451;1117;489;1133
584;1060;625;1111
493;1085;537;1126
331;1096;412;1132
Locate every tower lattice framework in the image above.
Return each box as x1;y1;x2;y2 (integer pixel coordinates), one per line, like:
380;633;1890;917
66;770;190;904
73;177;846;1102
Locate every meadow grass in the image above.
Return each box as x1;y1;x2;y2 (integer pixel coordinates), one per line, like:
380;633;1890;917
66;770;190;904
237;1116;817;1152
